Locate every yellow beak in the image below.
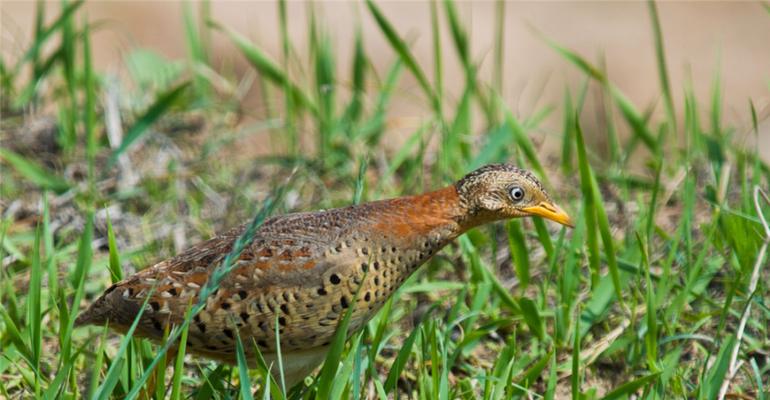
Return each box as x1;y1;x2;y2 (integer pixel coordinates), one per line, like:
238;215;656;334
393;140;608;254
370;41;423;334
521;202;574;228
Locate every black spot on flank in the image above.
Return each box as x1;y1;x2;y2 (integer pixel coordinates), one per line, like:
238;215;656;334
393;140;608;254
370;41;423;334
340;296;349;308
381;247;387;253
196;322;206;333
374;277;380;286
361;263;368;272
257;340;268;348
256;302;265;312
238;290;248;300
364;292;371;301
150;301;160;312
330;274;341;284
397;256;404;262
258;321;269;332
391;247;396;253
280;304;290;314
317;287;327;296
278;317;286;326
152;320;162;331
423;242;430;248
168;288;178;296
362;248;369;255
240;312;249;322
194;315;201;323
335;244;342;252
373;261;380;271
221;302;231;310
223;329;234;339
282;292;291;302
322;341;330;346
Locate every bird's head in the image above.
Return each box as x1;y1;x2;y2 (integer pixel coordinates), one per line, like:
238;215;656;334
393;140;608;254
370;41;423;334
455;164;573;228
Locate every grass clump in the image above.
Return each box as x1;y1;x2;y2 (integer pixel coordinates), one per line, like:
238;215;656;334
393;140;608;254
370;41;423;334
1;1;769;399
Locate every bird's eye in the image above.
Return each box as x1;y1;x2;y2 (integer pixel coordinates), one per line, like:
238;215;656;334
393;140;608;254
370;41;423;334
510;186;525;201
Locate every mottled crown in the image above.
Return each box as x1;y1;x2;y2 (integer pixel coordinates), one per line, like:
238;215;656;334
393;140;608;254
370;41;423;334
455;164;550;210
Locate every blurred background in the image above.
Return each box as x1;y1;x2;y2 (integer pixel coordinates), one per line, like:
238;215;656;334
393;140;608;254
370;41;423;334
4;1;770;160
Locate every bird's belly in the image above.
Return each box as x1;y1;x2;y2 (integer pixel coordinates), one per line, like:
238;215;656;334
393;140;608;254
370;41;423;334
259;346;329;386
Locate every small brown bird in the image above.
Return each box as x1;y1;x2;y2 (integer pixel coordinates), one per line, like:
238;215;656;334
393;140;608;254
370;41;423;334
76;164;572;385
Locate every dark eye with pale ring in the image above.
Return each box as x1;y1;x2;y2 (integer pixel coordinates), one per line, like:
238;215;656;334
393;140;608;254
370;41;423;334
510;186;525;201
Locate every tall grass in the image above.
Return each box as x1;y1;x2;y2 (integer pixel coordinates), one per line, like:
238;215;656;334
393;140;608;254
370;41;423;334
0;1;768;399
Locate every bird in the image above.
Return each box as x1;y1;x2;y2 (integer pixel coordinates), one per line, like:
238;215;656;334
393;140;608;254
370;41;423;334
76;163;573;386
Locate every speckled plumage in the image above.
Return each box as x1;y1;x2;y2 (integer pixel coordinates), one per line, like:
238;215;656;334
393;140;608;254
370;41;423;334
76;164;572;386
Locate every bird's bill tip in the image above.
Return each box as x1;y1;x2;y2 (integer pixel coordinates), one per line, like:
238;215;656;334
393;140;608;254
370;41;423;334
522;202;574;228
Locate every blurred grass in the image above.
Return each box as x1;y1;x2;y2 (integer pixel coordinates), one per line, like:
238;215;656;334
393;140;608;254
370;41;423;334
0;0;769;399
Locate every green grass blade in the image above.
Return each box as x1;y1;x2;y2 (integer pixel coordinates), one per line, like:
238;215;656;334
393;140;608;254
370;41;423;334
430;0;443;107
600;372;661;400
710;58;722;137
365;0;436;108
12;0;84;75
105;211;123;283
573;117;600;286
647;0;676;132
506;220;530;290
700;335;736;400
234;330;254;400
574;119;624;305
108;81;191;167
353;157;368;205
504;109;547;185
543;36;657;153
169;305;191;400
0;148;70;193
541;35;605;81
384;319;423;392
82;18;96;187
340;27;367;133
317;269;365;397
518;298;544;340
211;22;317;116
571;304;581;400
28;225;43;396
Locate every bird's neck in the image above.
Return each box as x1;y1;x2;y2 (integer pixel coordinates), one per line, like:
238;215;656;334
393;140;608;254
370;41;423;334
368;185;491;247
